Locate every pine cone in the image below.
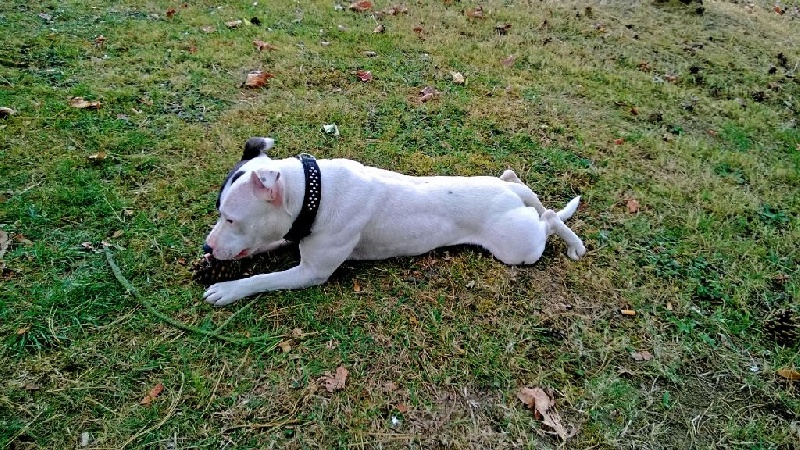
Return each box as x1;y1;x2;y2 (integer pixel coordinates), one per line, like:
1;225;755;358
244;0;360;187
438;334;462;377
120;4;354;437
764;308;799;347
190;254;253;285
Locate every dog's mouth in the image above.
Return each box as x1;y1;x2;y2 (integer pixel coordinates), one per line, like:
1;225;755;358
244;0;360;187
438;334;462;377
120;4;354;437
234;249;250;259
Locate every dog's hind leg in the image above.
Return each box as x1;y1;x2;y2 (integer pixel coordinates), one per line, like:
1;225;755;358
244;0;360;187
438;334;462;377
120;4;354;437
500;169;523;183
542;210;586;260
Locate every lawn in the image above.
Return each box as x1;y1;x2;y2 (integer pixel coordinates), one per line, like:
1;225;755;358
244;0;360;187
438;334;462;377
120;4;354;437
1;0;799;448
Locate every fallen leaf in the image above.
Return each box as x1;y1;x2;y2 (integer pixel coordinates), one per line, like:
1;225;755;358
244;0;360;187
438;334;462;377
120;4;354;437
465;6;484;18
614;138;625;145
244;71;273;88
69;97;101;109
140;383;165;405
16;326;29;335
621;309;636;316
278;340;292;353
630;107;639;116
373;23;385;33
638;61;651;72
319;366;349;392
413;25;425;39
225;20;243;28
349;1;373;12
501;55;515;67
201;25;215;33
396;403;409;413
15;235;33;246
353;280;362;292
777;368;800;380
88;152;106;162
291;327;304;338
774;5;785;14
0;230;8;261
665;74;678;83
631;350;653;361
355;70;373;82
383;5;408;15
383;381;399;392
166;8;176;18
666;301;673;311
626;199;640;214
517;387;569;441
94;35;107;46
450;71;465;84
253;40;277;51
0;107;16;118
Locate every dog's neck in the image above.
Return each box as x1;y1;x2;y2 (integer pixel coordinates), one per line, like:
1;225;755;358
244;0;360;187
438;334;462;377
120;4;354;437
282;154;321;243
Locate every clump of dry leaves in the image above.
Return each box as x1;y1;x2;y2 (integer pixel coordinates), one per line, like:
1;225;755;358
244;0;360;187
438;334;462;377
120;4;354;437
319;366;349;392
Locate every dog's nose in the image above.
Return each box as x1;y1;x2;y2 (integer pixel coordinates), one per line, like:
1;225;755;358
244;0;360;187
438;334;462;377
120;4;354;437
202;242;213;254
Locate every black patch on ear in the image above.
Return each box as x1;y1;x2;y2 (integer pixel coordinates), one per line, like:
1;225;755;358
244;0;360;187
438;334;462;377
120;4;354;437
242;137;269;160
216;162;249;209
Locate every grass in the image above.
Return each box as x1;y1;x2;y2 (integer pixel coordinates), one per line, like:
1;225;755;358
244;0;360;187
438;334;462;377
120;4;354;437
1;0;799;448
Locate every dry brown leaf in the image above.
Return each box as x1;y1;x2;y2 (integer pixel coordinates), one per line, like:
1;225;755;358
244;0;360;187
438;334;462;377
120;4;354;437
355;70;373;82
450;71;465;84
627;199;640;214
614;138;625;145
631;350;653;361
383;5;408;15
244;71;273;88
353;280;362;292
465;6;484;18
16;326;29;335
349;1;373;12
291;327;304;338
383;381;399;392
225;20;243;28
319;366;349;392
777;368;800;380
94;35;107;46
373;23;385;33
517;387;568;441
166;8;176;18
88;152;106;162
501;55;515;67
396;403;409;413
278;340;292;353
69;97;101;109
253;40;277;51
140;383;164;405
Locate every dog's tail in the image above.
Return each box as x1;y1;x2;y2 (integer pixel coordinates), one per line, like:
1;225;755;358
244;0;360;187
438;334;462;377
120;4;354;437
557;196;581;221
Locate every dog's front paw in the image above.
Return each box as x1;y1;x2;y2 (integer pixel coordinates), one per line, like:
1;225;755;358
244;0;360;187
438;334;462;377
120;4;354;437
203;280;250;306
567;243;586;261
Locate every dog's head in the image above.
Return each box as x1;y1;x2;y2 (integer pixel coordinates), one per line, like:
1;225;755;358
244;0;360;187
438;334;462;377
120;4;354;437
203;137;293;260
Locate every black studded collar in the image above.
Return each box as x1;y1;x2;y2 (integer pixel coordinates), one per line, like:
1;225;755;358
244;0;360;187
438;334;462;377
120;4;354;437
282;154;321;243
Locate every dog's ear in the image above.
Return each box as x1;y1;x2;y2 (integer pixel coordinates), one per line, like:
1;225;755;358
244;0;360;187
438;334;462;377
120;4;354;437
250;169;283;206
242;137;275;160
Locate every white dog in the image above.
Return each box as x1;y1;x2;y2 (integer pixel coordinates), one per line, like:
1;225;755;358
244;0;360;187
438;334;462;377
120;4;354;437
203;137;586;306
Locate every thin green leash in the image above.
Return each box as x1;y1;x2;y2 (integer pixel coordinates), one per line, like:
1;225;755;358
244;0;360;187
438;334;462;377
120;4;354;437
104;247;278;348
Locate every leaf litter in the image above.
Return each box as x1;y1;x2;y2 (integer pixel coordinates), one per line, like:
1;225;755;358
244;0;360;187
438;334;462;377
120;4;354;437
244;71;273;88
140;383;165;405
517;387;574;441
319;366;349;392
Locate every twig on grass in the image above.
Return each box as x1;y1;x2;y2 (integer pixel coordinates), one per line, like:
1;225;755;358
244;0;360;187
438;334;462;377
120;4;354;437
104;247;279;348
